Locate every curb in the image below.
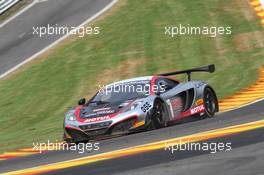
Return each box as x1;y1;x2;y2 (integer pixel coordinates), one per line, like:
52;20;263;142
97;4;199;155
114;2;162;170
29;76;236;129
249;0;264;27
219;68;264;111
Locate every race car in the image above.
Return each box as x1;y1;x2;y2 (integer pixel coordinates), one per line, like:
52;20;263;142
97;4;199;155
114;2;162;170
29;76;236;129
63;65;219;143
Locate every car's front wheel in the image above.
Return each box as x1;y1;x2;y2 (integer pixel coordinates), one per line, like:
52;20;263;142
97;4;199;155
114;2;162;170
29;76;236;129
146;100;167;130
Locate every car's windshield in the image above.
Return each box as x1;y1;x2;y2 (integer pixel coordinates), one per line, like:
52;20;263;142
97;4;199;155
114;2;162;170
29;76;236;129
91;81;150;104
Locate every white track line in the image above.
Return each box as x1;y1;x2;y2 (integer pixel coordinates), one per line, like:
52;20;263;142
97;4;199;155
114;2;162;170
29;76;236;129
0;0;119;79
0;0;37;28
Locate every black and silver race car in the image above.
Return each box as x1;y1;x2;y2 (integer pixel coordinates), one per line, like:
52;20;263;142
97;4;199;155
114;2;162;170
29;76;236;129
63;65;219;143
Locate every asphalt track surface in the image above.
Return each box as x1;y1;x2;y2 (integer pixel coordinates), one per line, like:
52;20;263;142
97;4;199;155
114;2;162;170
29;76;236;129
0;99;264;174
0;0;115;76
48;127;264;175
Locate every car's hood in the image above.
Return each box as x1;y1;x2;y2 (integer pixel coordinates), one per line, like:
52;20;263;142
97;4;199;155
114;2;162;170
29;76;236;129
80;104;119;119
79;99;137;119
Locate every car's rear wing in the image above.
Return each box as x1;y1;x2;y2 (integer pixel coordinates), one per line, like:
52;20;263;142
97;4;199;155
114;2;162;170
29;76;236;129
158;64;215;81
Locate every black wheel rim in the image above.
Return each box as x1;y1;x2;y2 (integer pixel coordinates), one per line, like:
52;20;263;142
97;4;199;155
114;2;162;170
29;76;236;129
153;102;165;125
204;90;216;114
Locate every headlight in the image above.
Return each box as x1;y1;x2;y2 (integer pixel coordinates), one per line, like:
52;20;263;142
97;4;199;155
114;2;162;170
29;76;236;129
69;115;76;121
66;111;76;121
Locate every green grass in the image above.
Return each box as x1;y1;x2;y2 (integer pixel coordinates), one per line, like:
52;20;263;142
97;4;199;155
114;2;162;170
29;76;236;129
0;0;264;153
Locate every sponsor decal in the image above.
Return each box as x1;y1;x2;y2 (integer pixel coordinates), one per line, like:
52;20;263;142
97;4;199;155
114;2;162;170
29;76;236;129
84;116;110;123
195;82;205;88
93;107;111;112
191;104;205;114
133;121;145;128
84;110;115;118
141;102;151;113
195;99;204;105
121;80;149;85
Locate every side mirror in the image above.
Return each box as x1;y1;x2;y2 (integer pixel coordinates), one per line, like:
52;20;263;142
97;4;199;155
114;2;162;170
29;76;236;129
78;98;86;105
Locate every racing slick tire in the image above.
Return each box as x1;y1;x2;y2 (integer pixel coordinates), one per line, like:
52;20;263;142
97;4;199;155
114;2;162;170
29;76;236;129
202;87;218;118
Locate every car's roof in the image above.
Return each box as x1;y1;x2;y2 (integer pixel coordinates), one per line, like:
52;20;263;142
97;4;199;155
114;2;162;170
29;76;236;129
107;76;154;86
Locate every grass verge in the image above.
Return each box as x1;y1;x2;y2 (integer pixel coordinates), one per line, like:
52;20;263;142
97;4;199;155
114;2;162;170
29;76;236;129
0;0;264;153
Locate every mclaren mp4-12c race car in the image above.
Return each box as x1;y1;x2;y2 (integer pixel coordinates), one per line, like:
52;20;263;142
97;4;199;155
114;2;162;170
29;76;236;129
63;65;219;143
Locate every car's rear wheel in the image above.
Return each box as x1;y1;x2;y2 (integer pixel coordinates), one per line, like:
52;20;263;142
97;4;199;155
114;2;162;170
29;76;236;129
146;100;166;130
203;87;218;118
